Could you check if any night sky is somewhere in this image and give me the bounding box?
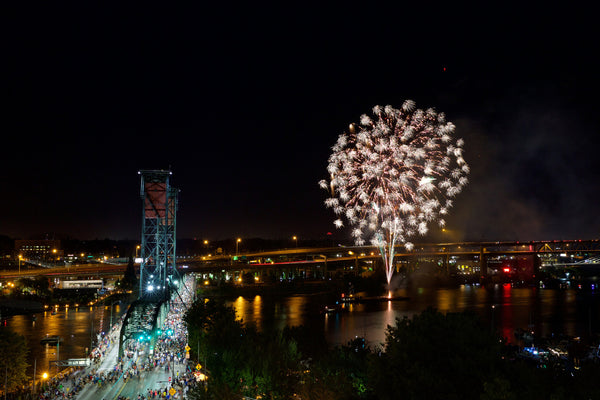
[4,4,599,243]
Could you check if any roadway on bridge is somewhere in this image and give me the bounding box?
[0,263,128,280]
[38,276,197,399]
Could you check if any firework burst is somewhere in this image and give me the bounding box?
[319,100,469,285]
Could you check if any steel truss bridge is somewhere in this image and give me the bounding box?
[118,170,183,359]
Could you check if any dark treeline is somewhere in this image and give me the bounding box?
[184,296,600,400]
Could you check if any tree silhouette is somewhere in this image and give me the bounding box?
[0,327,29,394]
[369,308,502,400]
[121,255,137,291]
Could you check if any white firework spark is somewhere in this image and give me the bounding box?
[321,101,469,286]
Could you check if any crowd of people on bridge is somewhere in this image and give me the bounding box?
[34,276,200,399]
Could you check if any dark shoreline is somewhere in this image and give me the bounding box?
[0,299,45,316]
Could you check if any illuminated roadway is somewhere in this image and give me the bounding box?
[3,239,598,280]
[0,263,128,280]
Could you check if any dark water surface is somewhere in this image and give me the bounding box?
[226,285,600,347]
[4,285,599,378]
[5,304,128,376]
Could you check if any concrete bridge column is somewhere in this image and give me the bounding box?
[533,254,541,281]
[317,255,328,278]
[444,253,450,275]
[479,247,488,281]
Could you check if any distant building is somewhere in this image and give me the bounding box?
[15,239,61,260]
[59,279,103,289]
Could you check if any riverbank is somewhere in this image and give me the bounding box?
[0,298,44,316]
[0,291,136,318]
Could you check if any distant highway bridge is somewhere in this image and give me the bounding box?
[2,239,598,282]
[178,238,600,272]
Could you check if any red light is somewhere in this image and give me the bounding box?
[503,267,511,273]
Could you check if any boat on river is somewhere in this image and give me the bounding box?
[40,335,63,345]
[322,302,346,314]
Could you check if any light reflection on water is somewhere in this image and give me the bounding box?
[227,286,599,348]
[5,304,127,377]
[6,286,597,378]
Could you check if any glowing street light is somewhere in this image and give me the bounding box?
[236,238,242,255]
[41,371,48,391]
[18,254,23,275]
[292,236,298,248]
[135,245,141,258]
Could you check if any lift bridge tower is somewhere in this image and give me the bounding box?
[138,169,179,301]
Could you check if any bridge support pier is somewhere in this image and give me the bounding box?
[479,246,488,282]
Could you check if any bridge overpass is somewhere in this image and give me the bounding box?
[0,262,128,280]
[2,239,598,282]
[177,239,600,276]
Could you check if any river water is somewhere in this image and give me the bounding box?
[4,304,128,377]
[4,285,599,377]
[225,284,600,348]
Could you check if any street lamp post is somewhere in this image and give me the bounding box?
[18,255,22,276]
[41,372,48,394]
[56,338,60,375]
[236,238,241,255]
[90,317,94,353]
[32,358,36,395]
[292,236,298,248]
[136,245,141,258]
